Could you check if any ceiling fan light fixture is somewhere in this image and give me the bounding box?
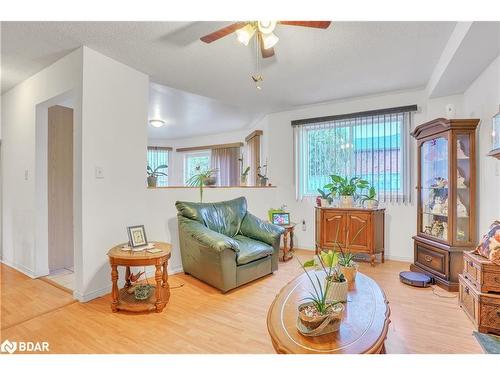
[149,119,165,128]
[262,32,279,49]
[257,21,277,34]
[236,24,256,46]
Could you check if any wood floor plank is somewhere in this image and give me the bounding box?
[0,252,482,353]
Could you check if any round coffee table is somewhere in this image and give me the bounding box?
[267,272,390,354]
[107,242,171,313]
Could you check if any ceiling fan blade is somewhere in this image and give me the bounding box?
[200,22,248,43]
[278,21,331,29]
[259,33,275,58]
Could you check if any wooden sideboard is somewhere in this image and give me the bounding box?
[315,207,385,266]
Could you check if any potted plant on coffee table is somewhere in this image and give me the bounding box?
[297,259,344,335]
[337,250,359,283]
[323,175,369,208]
[147,164,168,187]
[303,250,348,302]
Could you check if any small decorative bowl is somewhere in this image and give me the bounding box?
[134,284,153,300]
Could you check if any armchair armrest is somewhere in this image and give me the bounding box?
[178,215,240,253]
[240,213,285,246]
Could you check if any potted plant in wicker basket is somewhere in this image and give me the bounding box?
[297,259,344,335]
[338,251,358,283]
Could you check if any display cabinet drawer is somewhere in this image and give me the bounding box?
[415,244,447,279]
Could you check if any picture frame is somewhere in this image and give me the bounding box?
[127,225,148,248]
[271,212,290,226]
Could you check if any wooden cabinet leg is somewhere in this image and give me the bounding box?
[282,232,289,261]
[370,254,376,267]
[382,251,385,263]
[111,265,119,312]
[125,266,131,288]
[289,229,294,252]
[155,264,163,312]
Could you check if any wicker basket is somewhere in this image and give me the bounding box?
[297,302,344,335]
[325,280,348,302]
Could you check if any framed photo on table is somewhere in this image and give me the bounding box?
[127,225,148,248]
[272,212,290,226]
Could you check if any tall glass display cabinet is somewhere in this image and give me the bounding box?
[411,118,479,291]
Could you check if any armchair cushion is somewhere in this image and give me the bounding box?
[175,197,247,238]
[233,235,274,265]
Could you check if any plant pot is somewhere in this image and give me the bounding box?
[339,195,354,208]
[320,198,328,207]
[340,264,358,284]
[325,279,348,302]
[259,177,268,187]
[240,175,248,186]
[363,199,379,209]
[204,176,216,186]
[297,302,344,332]
[147,176,157,188]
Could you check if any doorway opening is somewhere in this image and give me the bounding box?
[45,105,74,291]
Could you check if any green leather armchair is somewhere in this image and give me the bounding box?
[176,197,285,292]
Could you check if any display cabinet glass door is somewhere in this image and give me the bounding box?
[455,133,472,243]
[419,136,449,241]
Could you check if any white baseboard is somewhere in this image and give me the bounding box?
[1,259,37,278]
[74,266,185,302]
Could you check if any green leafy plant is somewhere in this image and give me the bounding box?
[338,251,356,267]
[186,167,218,202]
[147,164,168,178]
[298,258,339,315]
[303,250,346,283]
[317,189,333,204]
[323,175,369,197]
[360,186,377,203]
[242,166,250,177]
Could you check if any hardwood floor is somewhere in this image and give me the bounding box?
[0,252,482,354]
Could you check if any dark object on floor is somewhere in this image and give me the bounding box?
[473,331,500,354]
[399,271,432,287]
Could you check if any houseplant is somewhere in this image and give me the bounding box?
[241,166,250,186]
[323,175,369,208]
[146,164,168,187]
[186,167,218,202]
[338,251,359,283]
[297,258,344,334]
[360,185,379,209]
[303,250,348,302]
[317,188,332,207]
[257,161,268,187]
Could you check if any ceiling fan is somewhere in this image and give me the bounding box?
[200,21,331,58]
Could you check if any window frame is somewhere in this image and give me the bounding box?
[183,150,211,185]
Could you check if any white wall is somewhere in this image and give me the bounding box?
[1,48,83,277]
[463,56,500,231]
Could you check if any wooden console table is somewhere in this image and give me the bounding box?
[107,242,171,313]
[315,207,385,266]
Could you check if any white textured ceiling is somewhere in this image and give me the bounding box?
[1,21,456,138]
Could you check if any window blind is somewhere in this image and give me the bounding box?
[293,106,416,203]
[147,146,170,187]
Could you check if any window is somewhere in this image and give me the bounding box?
[293,107,415,203]
[147,146,170,187]
[184,151,211,184]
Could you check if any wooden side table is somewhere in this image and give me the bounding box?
[280,224,296,262]
[107,242,172,313]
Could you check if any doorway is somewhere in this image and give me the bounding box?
[46,105,74,291]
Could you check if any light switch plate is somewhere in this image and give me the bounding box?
[95,166,104,179]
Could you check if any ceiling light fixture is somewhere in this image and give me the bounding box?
[257,21,277,34]
[149,119,165,128]
[236,24,256,46]
[262,32,279,49]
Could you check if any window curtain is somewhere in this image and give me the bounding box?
[211,147,241,186]
[293,110,412,203]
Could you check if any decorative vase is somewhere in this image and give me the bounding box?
[297,302,344,335]
[339,195,354,208]
[325,279,348,302]
[320,198,328,207]
[363,199,379,209]
[340,264,358,283]
[147,176,157,188]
